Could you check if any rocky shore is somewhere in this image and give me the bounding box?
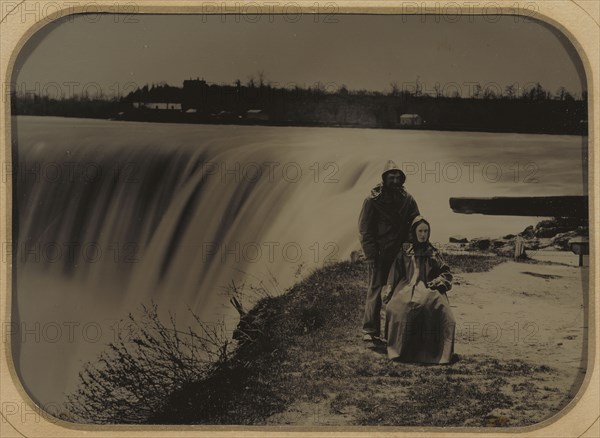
[449,217,588,257]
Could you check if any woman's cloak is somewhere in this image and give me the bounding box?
[384,243,456,364]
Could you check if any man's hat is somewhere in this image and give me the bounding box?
[382,160,406,184]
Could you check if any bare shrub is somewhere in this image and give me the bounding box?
[63,302,230,424]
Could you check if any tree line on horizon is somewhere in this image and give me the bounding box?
[10,76,587,134]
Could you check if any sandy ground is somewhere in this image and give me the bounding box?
[528,247,587,267]
[452,259,587,399]
[265,256,588,427]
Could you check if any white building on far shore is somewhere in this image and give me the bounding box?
[399,113,423,126]
[133,102,182,110]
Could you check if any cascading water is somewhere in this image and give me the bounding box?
[12,116,584,407]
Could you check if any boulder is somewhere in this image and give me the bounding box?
[518,225,535,239]
[534,217,587,238]
[524,239,541,250]
[551,231,579,251]
[534,227,556,238]
[492,239,509,248]
[535,218,558,229]
[535,217,585,229]
[449,235,468,244]
[469,237,491,251]
[534,226,574,238]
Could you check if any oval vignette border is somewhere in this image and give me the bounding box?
[0,1,598,437]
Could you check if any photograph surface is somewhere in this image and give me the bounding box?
[8,11,589,427]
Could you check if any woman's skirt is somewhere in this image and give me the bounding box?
[385,282,456,364]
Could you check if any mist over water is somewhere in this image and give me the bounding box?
[12,116,585,406]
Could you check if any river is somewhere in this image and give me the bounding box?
[10,116,586,407]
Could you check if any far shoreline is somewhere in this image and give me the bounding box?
[11,113,588,137]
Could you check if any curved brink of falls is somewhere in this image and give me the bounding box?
[12,117,585,407]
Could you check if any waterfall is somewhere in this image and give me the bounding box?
[11,116,583,407]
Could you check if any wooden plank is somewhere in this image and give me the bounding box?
[449,196,588,218]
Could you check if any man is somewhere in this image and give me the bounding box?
[358,160,420,343]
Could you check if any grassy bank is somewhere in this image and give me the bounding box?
[145,254,568,426]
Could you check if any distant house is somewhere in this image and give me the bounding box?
[133,102,182,110]
[399,113,423,127]
[247,109,269,121]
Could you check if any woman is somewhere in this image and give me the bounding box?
[382,216,456,364]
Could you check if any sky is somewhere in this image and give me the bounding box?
[12,14,586,99]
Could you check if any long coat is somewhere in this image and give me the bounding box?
[383,243,456,364]
[358,184,420,260]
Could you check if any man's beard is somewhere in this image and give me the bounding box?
[384,183,403,198]
[384,184,402,194]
